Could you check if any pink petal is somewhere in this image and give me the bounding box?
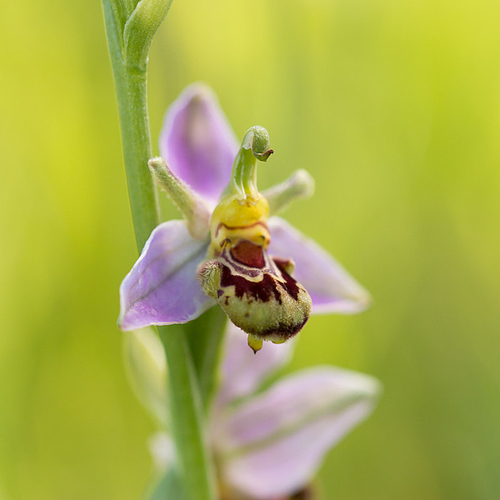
[268,217,371,314]
[159,84,239,208]
[214,367,381,499]
[215,323,294,408]
[119,220,214,330]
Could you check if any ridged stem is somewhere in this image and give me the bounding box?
[102,3,216,499]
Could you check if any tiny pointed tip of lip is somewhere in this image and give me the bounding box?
[250,344,261,354]
[247,334,263,353]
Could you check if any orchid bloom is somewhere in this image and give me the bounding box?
[119,84,370,351]
[126,325,381,500]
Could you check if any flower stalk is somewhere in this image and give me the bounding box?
[102,2,217,500]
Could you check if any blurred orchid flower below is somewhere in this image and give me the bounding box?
[126,325,381,500]
[118,84,371,351]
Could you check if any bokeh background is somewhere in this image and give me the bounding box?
[1,0,500,498]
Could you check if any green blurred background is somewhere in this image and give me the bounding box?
[1,0,500,498]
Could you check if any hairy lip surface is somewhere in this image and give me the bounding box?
[220,265,281,304]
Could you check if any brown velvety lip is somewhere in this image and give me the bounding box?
[230,240,265,268]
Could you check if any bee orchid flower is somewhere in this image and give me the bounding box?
[127,325,381,500]
[119,84,370,351]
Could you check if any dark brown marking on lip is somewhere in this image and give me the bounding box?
[230,240,265,268]
[258,316,309,341]
[220,265,282,304]
[273,258,301,301]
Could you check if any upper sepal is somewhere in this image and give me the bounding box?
[159,84,239,208]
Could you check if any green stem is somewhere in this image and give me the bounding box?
[102,0,160,250]
[159,327,217,500]
[102,3,216,500]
